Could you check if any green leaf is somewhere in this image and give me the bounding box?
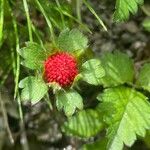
[57,28,88,53]
[97,86,150,150]
[56,89,83,116]
[81,59,105,85]
[142,18,150,32]
[113,0,144,22]
[83,138,107,150]
[62,109,104,138]
[19,76,48,105]
[136,63,150,92]
[18,42,46,69]
[100,51,134,87]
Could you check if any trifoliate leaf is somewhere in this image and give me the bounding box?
[81,59,105,85]
[142,18,150,32]
[18,42,46,69]
[83,138,107,150]
[136,63,150,92]
[100,51,134,87]
[113,0,144,22]
[97,86,150,150]
[19,76,48,105]
[62,109,104,138]
[56,89,83,116]
[57,28,88,53]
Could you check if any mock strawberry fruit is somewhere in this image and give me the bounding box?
[44,52,78,87]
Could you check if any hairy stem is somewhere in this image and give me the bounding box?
[22,0,33,41]
[0,0,4,47]
[55,0,66,28]
[35,0,55,44]
[83,0,107,31]
[76,0,82,22]
[7,1,29,149]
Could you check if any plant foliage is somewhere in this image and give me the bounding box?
[114,0,144,22]
[100,51,134,87]
[56,89,83,116]
[57,28,88,52]
[97,86,150,150]
[0,0,149,149]
[19,76,48,105]
[136,63,150,92]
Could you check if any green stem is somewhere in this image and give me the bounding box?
[141,6,150,17]
[22,0,33,41]
[0,0,4,47]
[11,47,16,76]
[17,94,29,150]
[0,67,11,86]
[35,0,55,45]
[55,0,65,28]
[7,1,29,150]
[45,93,53,111]
[83,0,107,31]
[7,0,20,99]
[76,0,82,22]
[31,24,44,48]
[60,9,92,33]
[13,21,20,99]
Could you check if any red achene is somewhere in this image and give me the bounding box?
[44,52,78,87]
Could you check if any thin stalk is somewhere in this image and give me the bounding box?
[49,17,61,30]
[13,20,20,99]
[83,0,107,31]
[17,94,29,150]
[11,47,17,76]
[7,0,20,99]
[35,0,55,44]
[22,0,33,41]
[141,6,150,17]
[31,24,44,48]
[0,92,14,144]
[76,0,82,22]
[45,93,53,110]
[55,0,65,28]
[60,9,92,33]
[0,67,11,86]
[7,1,29,149]
[0,0,4,47]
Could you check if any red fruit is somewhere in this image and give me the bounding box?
[44,52,78,87]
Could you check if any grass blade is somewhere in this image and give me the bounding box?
[22,0,33,41]
[83,0,107,31]
[0,0,4,47]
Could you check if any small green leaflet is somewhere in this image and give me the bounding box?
[97,86,150,150]
[100,51,134,87]
[18,42,46,70]
[62,109,104,138]
[81,59,105,85]
[57,28,88,53]
[136,63,150,92]
[142,18,150,32]
[56,89,83,116]
[113,0,144,22]
[19,76,48,105]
